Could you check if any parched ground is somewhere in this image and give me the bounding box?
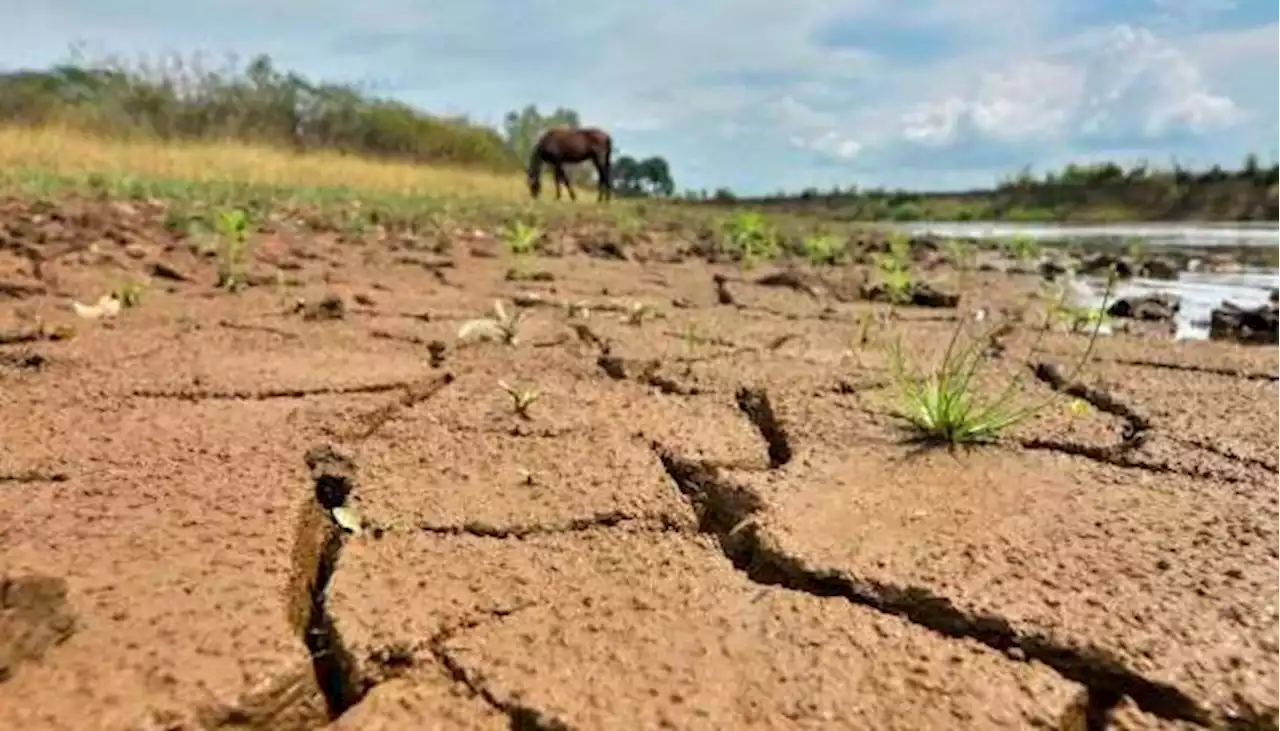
[1,198,1277,731]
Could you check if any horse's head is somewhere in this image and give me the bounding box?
[527,169,542,199]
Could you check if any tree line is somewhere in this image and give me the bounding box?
[704,156,1280,205]
[686,155,1279,222]
[0,50,679,196]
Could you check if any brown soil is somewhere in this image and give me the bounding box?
[1,198,1276,730]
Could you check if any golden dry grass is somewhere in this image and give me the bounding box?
[0,125,528,200]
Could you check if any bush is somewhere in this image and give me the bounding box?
[887,201,923,221]
[0,51,519,172]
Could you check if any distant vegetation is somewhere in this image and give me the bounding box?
[0,51,677,197]
[684,157,1280,222]
[0,52,521,172]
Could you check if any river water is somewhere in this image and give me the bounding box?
[895,221,1279,340]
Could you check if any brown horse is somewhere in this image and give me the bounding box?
[527,126,613,202]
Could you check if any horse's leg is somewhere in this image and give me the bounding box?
[592,152,611,202]
[557,164,576,201]
[552,164,563,200]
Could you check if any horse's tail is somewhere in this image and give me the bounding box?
[596,130,613,198]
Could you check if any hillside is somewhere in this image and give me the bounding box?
[0,54,520,173]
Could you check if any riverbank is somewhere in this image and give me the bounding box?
[695,172,1280,223]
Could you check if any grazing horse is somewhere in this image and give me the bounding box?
[526,126,613,202]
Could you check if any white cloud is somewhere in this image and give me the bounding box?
[778,22,1255,178]
[1182,22,1280,145]
[790,132,863,160]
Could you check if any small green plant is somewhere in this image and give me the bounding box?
[799,233,844,266]
[1124,236,1144,261]
[887,268,1119,446]
[888,334,1027,445]
[341,208,374,239]
[674,324,704,359]
[854,310,880,347]
[722,211,780,268]
[457,300,525,345]
[873,233,914,303]
[1055,304,1111,334]
[1041,281,1111,334]
[113,280,147,308]
[213,207,250,291]
[943,239,976,270]
[502,221,542,257]
[880,268,912,301]
[498,380,541,420]
[842,309,883,365]
[1002,233,1040,261]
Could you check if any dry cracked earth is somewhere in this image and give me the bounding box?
[1,199,1277,731]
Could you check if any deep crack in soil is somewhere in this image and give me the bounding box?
[340,372,455,442]
[217,319,302,340]
[651,446,1215,730]
[0,350,48,371]
[416,510,688,539]
[1032,361,1152,449]
[286,444,368,722]
[595,353,700,395]
[1016,437,1264,484]
[1170,434,1279,473]
[0,326,74,346]
[1099,356,1279,383]
[0,471,69,484]
[734,385,794,468]
[132,382,415,401]
[1029,358,1277,477]
[712,272,737,306]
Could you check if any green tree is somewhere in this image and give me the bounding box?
[712,187,737,202]
[612,155,643,195]
[639,156,674,196]
[502,104,580,159]
[1242,153,1260,180]
[610,154,675,197]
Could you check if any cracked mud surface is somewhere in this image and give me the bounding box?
[1,200,1277,730]
[332,531,1080,730]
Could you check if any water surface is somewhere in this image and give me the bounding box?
[895,221,1279,250]
[895,221,1279,341]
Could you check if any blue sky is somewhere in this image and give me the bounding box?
[6,0,1278,194]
